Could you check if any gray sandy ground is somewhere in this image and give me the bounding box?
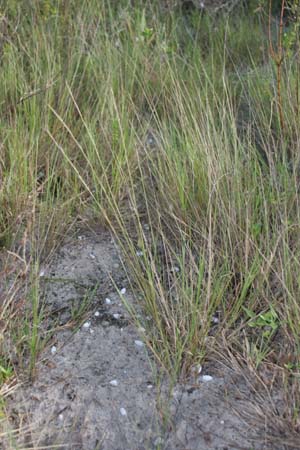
[4,230,275,450]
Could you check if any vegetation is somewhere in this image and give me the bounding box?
[1,0,300,446]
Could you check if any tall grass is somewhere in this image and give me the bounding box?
[1,0,300,444]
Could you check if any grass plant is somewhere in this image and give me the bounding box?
[1,0,300,447]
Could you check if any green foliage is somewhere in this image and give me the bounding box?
[1,1,300,441]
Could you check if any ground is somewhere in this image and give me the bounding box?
[3,229,279,450]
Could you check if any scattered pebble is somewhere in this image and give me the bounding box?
[191,364,202,374]
[39,269,45,277]
[220,420,225,425]
[109,380,118,386]
[58,414,64,421]
[134,340,144,348]
[147,384,153,389]
[173,266,180,273]
[105,298,112,305]
[136,250,143,257]
[120,287,126,295]
[51,346,57,355]
[154,437,163,446]
[200,375,213,382]
[212,316,219,324]
[113,313,121,320]
[90,329,95,334]
[82,321,91,329]
[90,253,95,260]
[120,407,127,416]
[94,311,100,317]
[144,223,150,230]
[138,327,146,333]
[78,235,83,240]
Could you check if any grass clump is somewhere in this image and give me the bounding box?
[1,0,300,446]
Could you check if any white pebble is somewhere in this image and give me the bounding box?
[109,380,118,386]
[220,420,224,425]
[58,414,64,421]
[212,316,219,324]
[134,340,144,347]
[90,253,95,260]
[51,346,57,355]
[200,375,213,382]
[120,287,126,295]
[105,298,112,305]
[173,266,180,272]
[147,384,153,389]
[94,311,100,317]
[113,313,121,320]
[90,329,94,334]
[78,235,83,240]
[192,364,202,374]
[39,269,45,277]
[120,407,127,416]
[83,321,91,329]
[138,327,146,333]
[136,250,143,257]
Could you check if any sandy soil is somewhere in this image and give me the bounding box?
[3,229,278,450]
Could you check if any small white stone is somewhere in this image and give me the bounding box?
[83,321,91,329]
[192,364,202,374]
[105,298,112,305]
[173,266,180,273]
[220,420,224,425]
[109,380,118,386]
[212,316,219,324]
[120,407,127,416]
[136,250,143,257]
[51,346,57,355]
[134,340,144,347]
[147,384,153,389]
[90,253,95,260]
[138,327,146,333]
[94,311,100,317]
[90,329,94,334]
[200,375,213,382]
[144,224,150,230]
[113,313,121,320]
[39,269,45,277]
[120,287,126,295]
[78,235,83,240]
[58,414,64,421]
